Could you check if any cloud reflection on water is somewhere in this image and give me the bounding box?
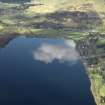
[33,40,79,64]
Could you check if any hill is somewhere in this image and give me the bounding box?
[0,0,105,36]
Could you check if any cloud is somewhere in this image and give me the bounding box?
[64,39,76,48]
[33,40,79,64]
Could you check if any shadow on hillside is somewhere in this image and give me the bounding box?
[29,10,103,31]
[0,3,103,31]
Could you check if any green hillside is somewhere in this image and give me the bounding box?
[0,0,105,36]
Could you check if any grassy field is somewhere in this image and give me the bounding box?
[27,0,105,13]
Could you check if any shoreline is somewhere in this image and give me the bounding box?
[90,77,100,105]
[81,61,98,105]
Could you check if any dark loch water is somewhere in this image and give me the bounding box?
[0,36,96,105]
